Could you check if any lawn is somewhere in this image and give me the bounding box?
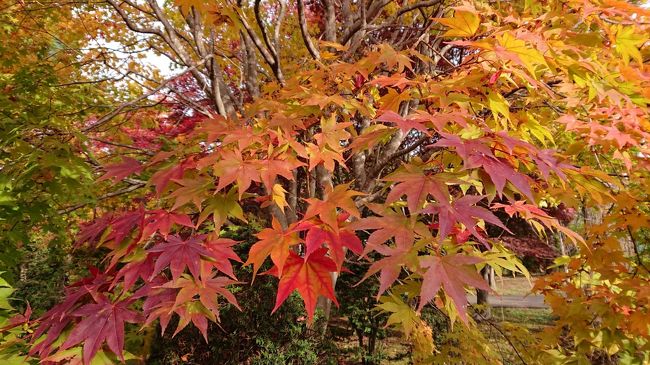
[330,277,553,364]
[493,276,536,296]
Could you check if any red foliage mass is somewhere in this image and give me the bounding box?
[500,236,558,259]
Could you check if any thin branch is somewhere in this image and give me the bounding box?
[83,54,214,132]
[474,312,529,365]
[627,225,650,275]
[234,6,276,66]
[368,134,429,179]
[393,0,442,19]
[89,138,155,155]
[254,0,278,58]
[339,0,391,45]
[233,4,284,84]
[105,0,163,36]
[57,182,146,215]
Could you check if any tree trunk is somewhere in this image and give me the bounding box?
[557,232,569,273]
[366,324,378,365]
[476,266,492,318]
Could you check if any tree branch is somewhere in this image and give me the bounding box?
[106,0,163,36]
[58,182,146,215]
[627,225,650,275]
[321,0,337,42]
[368,134,429,180]
[83,55,214,132]
[297,0,320,60]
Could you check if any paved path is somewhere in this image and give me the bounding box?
[467,294,548,308]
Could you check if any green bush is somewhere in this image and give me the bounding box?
[0,274,35,364]
[146,225,337,364]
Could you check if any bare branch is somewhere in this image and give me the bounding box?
[297,0,320,60]
[368,134,429,181]
[58,182,146,215]
[628,226,650,275]
[106,0,163,36]
[273,0,287,51]
[233,5,285,84]
[83,55,214,132]
[254,0,278,58]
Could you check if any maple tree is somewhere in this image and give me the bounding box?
[0,1,104,278]
[1,0,649,363]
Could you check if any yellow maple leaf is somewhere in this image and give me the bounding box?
[379,88,410,113]
[614,25,646,65]
[495,33,548,75]
[271,183,288,210]
[433,9,480,38]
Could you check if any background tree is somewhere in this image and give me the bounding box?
[0,0,648,364]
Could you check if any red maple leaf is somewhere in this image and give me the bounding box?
[148,235,214,281]
[213,150,261,198]
[159,273,240,340]
[168,176,213,210]
[113,254,156,292]
[604,125,637,148]
[303,183,363,231]
[418,254,490,324]
[256,158,299,191]
[98,157,143,182]
[435,134,534,200]
[166,273,240,314]
[149,158,195,196]
[102,209,147,269]
[384,166,449,213]
[305,142,347,172]
[29,268,113,359]
[302,222,362,269]
[347,207,427,254]
[3,303,31,331]
[409,110,469,131]
[104,207,145,249]
[271,248,338,322]
[136,278,176,332]
[493,201,584,245]
[204,237,242,279]
[423,195,509,242]
[245,218,301,277]
[142,210,194,238]
[376,111,430,134]
[360,243,419,297]
[371,73,417,91]
[75,213,113,248]
[59,296,141,365]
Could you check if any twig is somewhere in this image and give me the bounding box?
[89,138,155,155]
[57,182,146,214]
[474,312,529,365]
[368,134,430,179]
[627,225,650,275]
[82,54,214,132]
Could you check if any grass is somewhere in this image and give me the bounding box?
[481,308,554,364]
[329,319,411,365]
[330,279,553,364]
[494,308,554,328]
[493,276,536,296]
[331,308,554,364]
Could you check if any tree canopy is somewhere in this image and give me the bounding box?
[1,0,649,364]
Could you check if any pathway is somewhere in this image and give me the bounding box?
[467,294,548,308]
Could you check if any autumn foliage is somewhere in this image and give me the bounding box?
[1,0,650,364]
